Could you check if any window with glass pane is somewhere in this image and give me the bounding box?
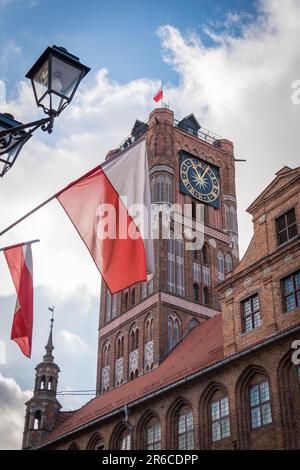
[297,366,300,385]
[211,397,230,442]
[241,294,261,333]
[118,431,131,450]
[146,423,161,450]
[178,410,194,450]
[281,270,300,313]
[276,208,297,245]
[249,381,272,429]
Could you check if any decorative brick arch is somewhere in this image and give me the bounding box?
[235,364,271,449]
[109,422,132,450]
[136,409,161,449]
[86,431,105,450]
[166,396,194,450]
[68,442,80,450]
[199,381,229,449]
[277,350,299,449]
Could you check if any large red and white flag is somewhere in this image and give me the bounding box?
[57,139,154,294]
[4,244,33,357]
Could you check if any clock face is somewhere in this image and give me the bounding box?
[179,154,220,207]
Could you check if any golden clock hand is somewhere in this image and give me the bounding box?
[191,161,202,180]
[201,165,210,181]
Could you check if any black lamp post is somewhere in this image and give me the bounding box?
[0,45,90,177]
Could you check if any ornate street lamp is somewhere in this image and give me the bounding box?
[0,45,90,177]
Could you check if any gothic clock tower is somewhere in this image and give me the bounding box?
[96,107,239,395]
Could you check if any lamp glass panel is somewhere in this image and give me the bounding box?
[51,56,82,99]
[33,60,49,102]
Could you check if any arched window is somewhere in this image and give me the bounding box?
[141,282,147,300]
[33,410,41,430]
[105,288,111,323]
[225,253,233,273]
[168,314,181,351]
[188,318,199,331]
[40,375,46,390]
[102,341,110,367]
[168,233,176,293]
[202,287,209,305]
[131,288,135,306]
[148,278,154,295]
[111,294,117,319]
[202,244,209,264]
[151,174,173,204]
[123,291,129,311]
[193,249,200,262]
[116,334,124,359]
[217,250,225,282]
[145,316,154,343]
[210,395,230,442]
[129,325,139,352]
[68,442,80,450]
[193,283,199,302]
[118,428,131,450]
[230,206,237,233]
[47,376,53,391]
[176,238,185,296]
[249,380,272,429]
[177,406,194,450]
[145,418,161,450]
[87,433,105,450]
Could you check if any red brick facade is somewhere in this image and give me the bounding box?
[22,108,300,450]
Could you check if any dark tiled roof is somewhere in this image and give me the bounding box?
[41,315,223,445]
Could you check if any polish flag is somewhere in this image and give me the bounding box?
[57,139,154,294]
[153,87,163,103]
[4,244,33,358]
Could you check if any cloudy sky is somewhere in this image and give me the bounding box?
[0,0,300,449]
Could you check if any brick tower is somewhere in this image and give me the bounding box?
[96,107,239,395]
[22,316,61,449]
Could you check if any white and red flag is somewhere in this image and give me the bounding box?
[57,139,154,293]
[153,85,163,103]
[4,243,34,358]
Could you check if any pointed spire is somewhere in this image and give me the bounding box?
[43,307,55,362]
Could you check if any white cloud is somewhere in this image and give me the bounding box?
[0,373,31,450]
[59,329,89,354]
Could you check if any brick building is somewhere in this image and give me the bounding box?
[22,108,300,450]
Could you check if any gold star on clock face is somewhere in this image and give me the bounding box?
[180,157,220,204]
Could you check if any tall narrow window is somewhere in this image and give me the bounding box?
[225,253,233,273]
[241,294,261,333]
[276,208,297,245]
[111,294,117,319]
[118,429,131,450]
[148,278,154,295]
[202,244,209,264]
[168,314,180,351]
[281,270,300,312]
[168,235,176,293]
[131,288,135,306]
[33,410,42,430]
[249,381,272,429]
[177,408,194,450]
[176,238,185,296]
[211,396,230,442]
[217,250,225,282]
[105,288,111,323]
[193,262,201,283]
[202,287,209,305]
[141,282,147,300]
[193,283,199,302]
[146,421,161,450]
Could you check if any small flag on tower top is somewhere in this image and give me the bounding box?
[153,84,163,103]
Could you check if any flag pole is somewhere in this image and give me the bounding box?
[161,80,164,108]
[0,239,40,252]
